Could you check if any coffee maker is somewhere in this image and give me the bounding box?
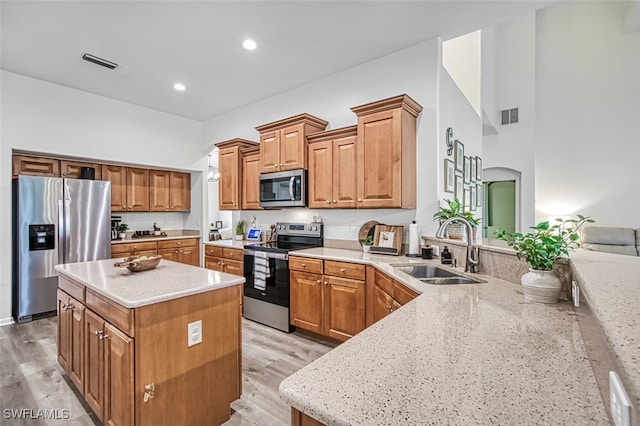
[111,216,122,241]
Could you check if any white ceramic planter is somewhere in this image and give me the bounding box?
[362,245,371,253]
[521,269,562,303]
[234,234,243,241]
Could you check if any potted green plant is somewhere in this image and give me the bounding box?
[496,215,594,303]
[362,235,374,253]
[235,220,246,241]
[116,223,129,240]
[433,198,481,240]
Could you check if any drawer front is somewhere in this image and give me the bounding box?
[86,289,134,338]
[112,241,157,255]
[58,274,85,303]
[222,248,243,261]
[157,238,198,250]
[223,259,244,276]
[324,260,365,281]
[373,269,394,296]
[393,282,419,306]
[289,256,323,274]
[204,245,223,257]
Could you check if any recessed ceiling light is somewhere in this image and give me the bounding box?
[174,83,186,91]
[242,39,257,50]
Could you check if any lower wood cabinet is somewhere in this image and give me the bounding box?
[204,245,244,276]
[112,238,200,267]
[371,269,418,323]
[57,290,85,392]
[290,258,366,342]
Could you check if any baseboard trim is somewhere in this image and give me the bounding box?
[0,317,15,327]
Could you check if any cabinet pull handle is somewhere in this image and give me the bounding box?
[66,303,74,311]
[99,333,109,340]
[144,383,155,403]
[61,303,67,310]
[94,330,103,337]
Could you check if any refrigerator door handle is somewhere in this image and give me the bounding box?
[58,200,65,265]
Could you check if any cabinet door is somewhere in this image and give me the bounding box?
[324,276,365,342]
[57,290,71,373]
[290,271,323,334]
[308,140,333,208]
[102,165,127,212]
[223,259,243,276]
[280,124,305,170]
[13,155,60,177]
[356,109,402,208]
[149,170,170,212]
[84,309,105,422]
[60,160,102,180]
[260,131,280,173]
[333,135,358,208]
[103,323,134,426]
[126,168,149,211]
[157,248,179,263]
[169,172,191,211]
[179,246,200,267]
[373,286,395,324]
[69,299,85,392]
[205,256,223,271]
[218,147,241,210]
[241,153,262,210]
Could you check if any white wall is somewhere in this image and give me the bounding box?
[443,31,482,116]
[481,12,537,232]
[535,2,640,227]
[0,71,205,324]
[204,39,442,240]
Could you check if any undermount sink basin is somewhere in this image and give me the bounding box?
[393,265,485,285]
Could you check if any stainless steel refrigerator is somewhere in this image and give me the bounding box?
[12,175,111,323]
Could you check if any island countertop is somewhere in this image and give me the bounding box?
[280,248,609,425]
[55,258,244,308]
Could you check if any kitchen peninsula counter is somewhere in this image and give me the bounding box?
[280,248,609,425]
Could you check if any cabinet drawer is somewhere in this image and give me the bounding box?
[373,269,394,296]
[58,275,85,303]
[393,282,419,305]
[289,256,323,274]
[222,248,243,261]
[157,238,198,249]
[324,260,365,280]
[223,259,244,276]
[204,245,223,257]
[86,289,134,338]
[112,241,157,255]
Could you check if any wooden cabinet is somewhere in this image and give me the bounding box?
[204,245,243,275]
[256,114,328,173]
[370,269,418,324]
[290,258,365,342]
[350,94,422,208]
[241,147,262,210]
[13,155,60,177]
[102,165,149,212]
[60,160,102,179]
[157,238,199,267]
[307,126,358,209]
[57,289,85,392]
[103,322,134,426]
[216,139,259,210]
[149,170,191,212]
[111,241,158,259]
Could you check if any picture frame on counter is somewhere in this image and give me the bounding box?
[444,159,455,193]
[454,140,464,171]
[464,156,471,184]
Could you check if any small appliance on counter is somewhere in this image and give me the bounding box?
[111,215,122,240]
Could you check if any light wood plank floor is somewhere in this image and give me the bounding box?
[0,317,332,426]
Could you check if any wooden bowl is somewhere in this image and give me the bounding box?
[114,255,162,272]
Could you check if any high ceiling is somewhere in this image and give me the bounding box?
[1,1,558,121]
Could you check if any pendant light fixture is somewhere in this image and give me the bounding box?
[207,154,219,182]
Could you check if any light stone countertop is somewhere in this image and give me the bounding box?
[280,247,609,425]
[55,258,244,308]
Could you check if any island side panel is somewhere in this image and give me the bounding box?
[134,284,242,426]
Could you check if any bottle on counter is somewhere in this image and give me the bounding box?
[441,246,453,265]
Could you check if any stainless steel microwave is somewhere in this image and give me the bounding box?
[259,169,306,208]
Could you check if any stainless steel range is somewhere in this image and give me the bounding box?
[243,222,323,333]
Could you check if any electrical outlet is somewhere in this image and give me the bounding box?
[187,320,202,347]
[432,245,440,256]
[572,281,580,307]
[609,371,631,426]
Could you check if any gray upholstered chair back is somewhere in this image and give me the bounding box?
[580,226,638,256]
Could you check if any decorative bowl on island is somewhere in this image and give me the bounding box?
[114,255,162,272]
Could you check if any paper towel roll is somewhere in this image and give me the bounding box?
[408,223,420,255]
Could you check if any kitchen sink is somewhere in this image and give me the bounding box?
[393,265,485,285]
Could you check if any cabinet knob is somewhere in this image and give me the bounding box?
[166,207,169,210]
[122,205,126,209]
[301,263,306,267]
[316,280,321,284]
[340,268,346,273]
[358,199,362,202]
[324,281,329,286]
[333,200,337,203]
[62,173,67,176]
[61,303,67,310]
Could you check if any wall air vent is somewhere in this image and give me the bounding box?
[82,53,118,70]
[501,107,519,125]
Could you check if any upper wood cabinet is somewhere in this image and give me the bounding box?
[102,165,149,212]
[60,160,102,179]
[307,126,358,209]
[241,146,262,210]
[216,138,259,210]
[13,155,60,177]
[351,94,422,208]
[255,114,328,173]
[149,170,191,212]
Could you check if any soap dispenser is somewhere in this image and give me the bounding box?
[441,246,453,265]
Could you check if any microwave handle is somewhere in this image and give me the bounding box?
[289,176,295,200]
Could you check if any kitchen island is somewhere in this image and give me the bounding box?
[279,248,609,425]
[55,258,244,426]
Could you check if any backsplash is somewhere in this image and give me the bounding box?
[117,212,188,233]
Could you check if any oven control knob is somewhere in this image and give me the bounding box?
[312,226,317,231]
[307,226,312,231]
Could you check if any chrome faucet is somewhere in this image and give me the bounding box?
[435,217,479,273]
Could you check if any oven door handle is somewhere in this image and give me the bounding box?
[244,249,289,261]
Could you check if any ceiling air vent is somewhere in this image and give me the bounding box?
[82,53,118,70]
[501,107,519,125]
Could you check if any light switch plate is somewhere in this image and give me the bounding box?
[188,320,202,347]
[609,371,631,426]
